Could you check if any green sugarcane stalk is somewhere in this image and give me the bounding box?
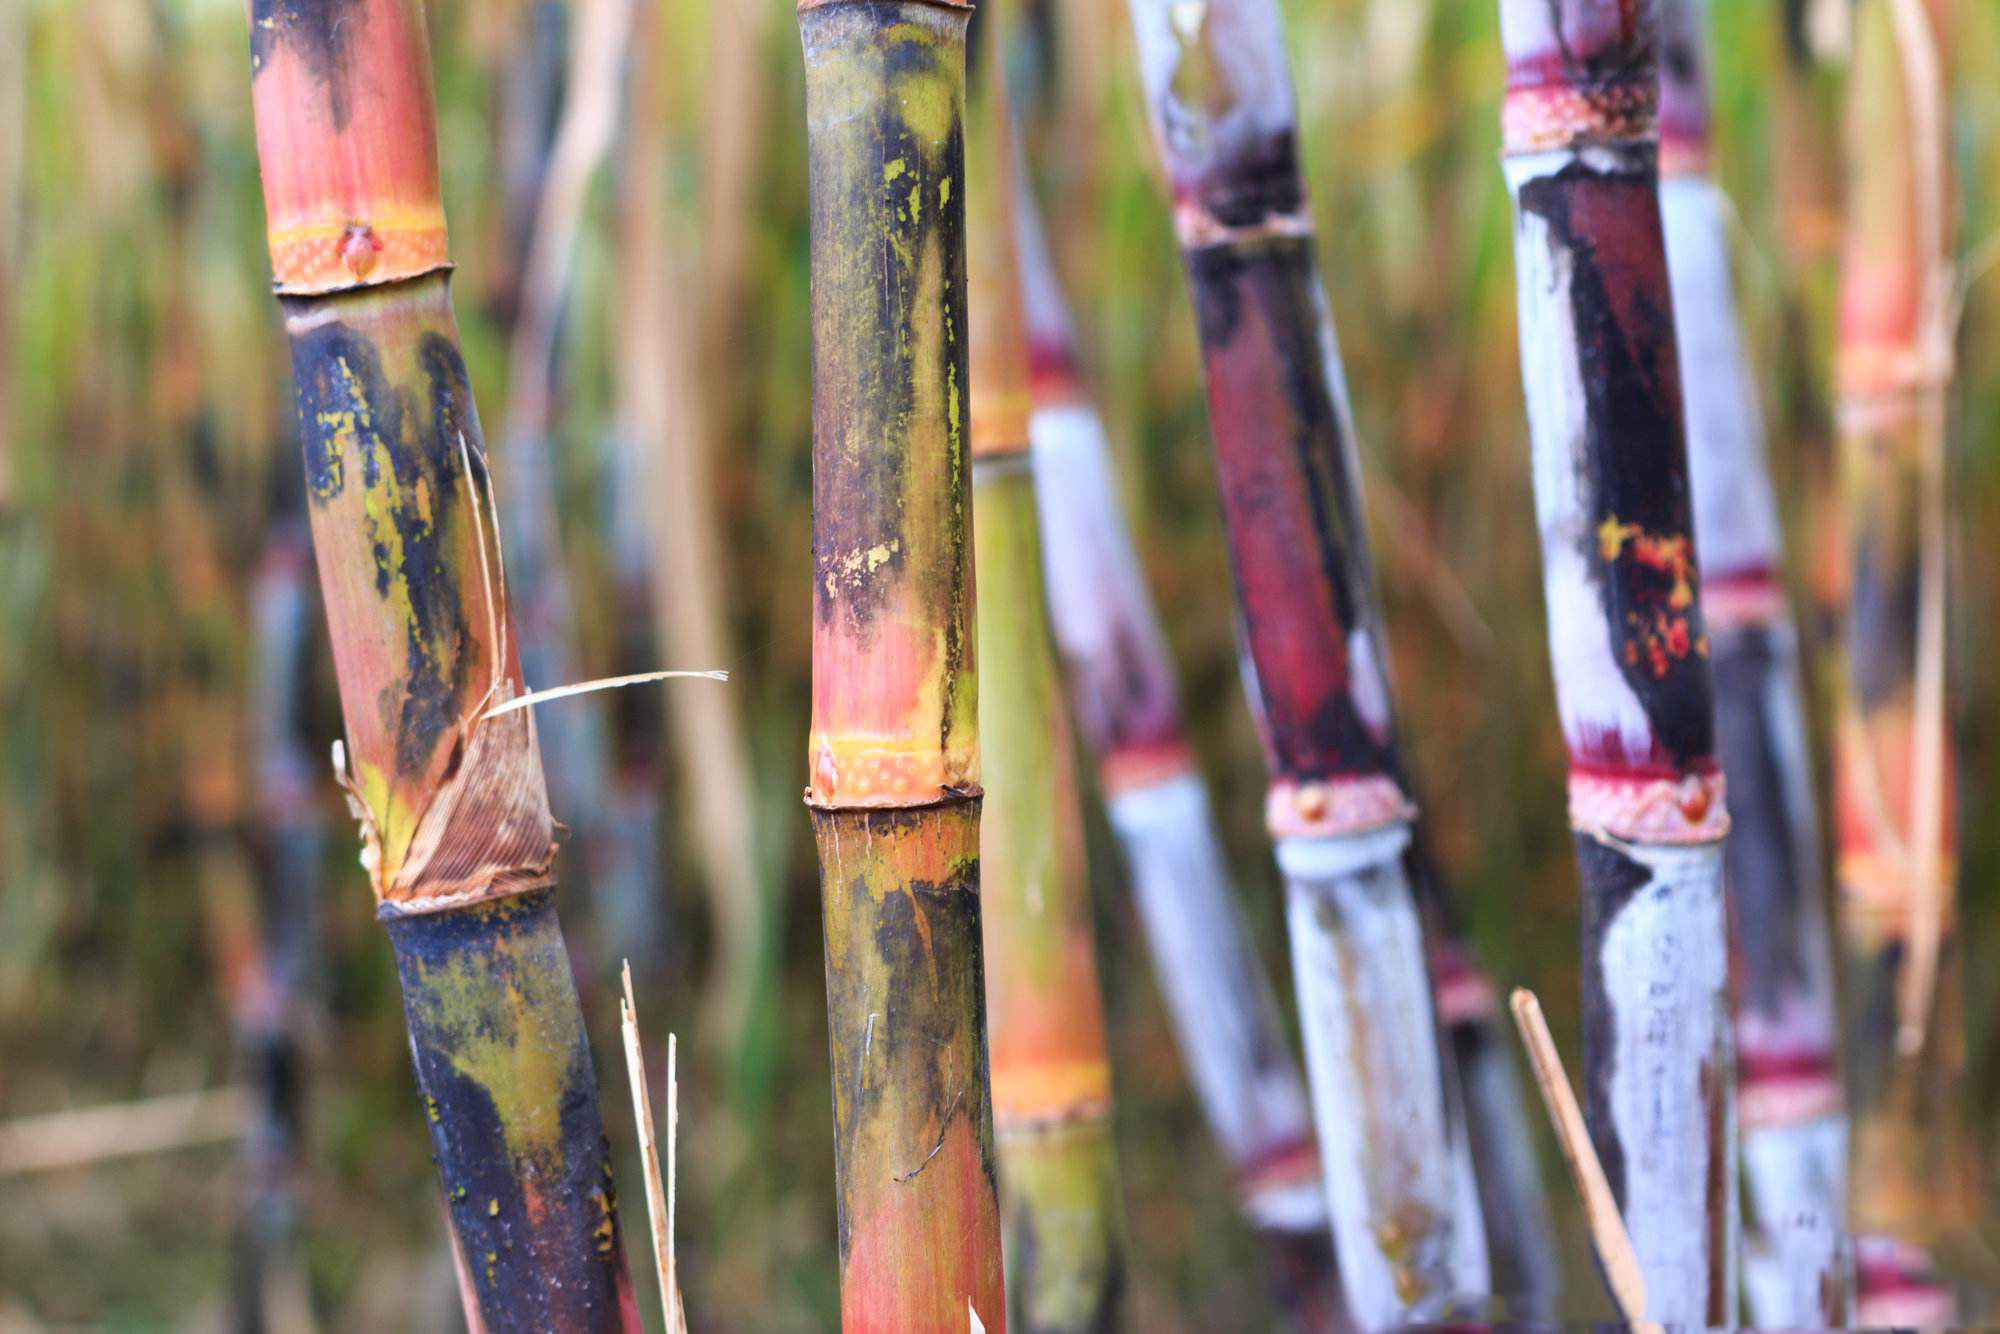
[797,1,1008,1326]
[968,25,1126,1328]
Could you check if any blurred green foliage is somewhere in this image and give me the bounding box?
[1,0,1997,1327]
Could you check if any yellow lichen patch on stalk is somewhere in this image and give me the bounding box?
[407,923,585,1169]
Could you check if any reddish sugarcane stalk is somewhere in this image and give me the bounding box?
[243,3,637,1326]
[1657,0,1852,1322]
[1125,1,1485,1325]
[1496,4,1737,1324]
[1014,153,1344,1331]
[969,49,1125,1332]
[1832,1,1970,1323]
[796,2,1006,1327]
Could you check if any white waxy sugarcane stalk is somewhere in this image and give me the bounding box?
[1657,1,1851,1322]
[1495,1,1739,1325]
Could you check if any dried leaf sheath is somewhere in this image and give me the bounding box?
[1125,0,1477,1325]
[968,59,1124,1327]
[1657,1,1849,1323]
[245,2,636,1326]
[1496,3,1737,1326]
[1832,3,1970,1318]
[1016,161,1338,1320]
[797,2,1006,1328]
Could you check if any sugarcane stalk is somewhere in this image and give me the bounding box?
[968,45,1125,1332]
[1014,148,1343,1331]
[1495,4,1738,1325]
[1125,1,1485,1325]
[796,2,1006,1327]
[1656,1,1852,1322]
[142,44,318,1319]
[235,490,326,1330]
[243,3,637,1325]
[1832,1,1969,1322]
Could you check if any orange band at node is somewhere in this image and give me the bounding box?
[990,1060,1114,1131]
[807,735,980,809]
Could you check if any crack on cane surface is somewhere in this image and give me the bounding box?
[895,1086,963,1183]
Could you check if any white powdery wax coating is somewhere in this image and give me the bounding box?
[1030,403,1174,702]
[1663,174,1785,583]
[1505,147,1667,767]
[1106,774,1316,1207]
[1282,822,1462,1330]
[1592,836,1738,1328]
[1125,0,1295,186]
[1742,1114,1850,1327]
[1499,0,1659,71]
[1445,1090,1494,1301]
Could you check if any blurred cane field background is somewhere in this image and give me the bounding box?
[2,0,2000,1327]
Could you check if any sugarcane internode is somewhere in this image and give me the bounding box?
[798,1,1008,1329]
[1127,0,1494,1325]
[1016,138,1342,1323]
[246,2,637,1328]
[1497,2,1738,1326]
[967,39,1126,1331]
[1657,0,1851,1323]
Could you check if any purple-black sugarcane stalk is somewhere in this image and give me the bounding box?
[1495,3,1737,1325]
[236,487,324,1323]
[1015,137,1346,1333]
[1657,0,1852,1322]
[1125,0,1488,1324]
[243,2,639,1326]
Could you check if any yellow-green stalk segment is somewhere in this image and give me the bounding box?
[244,2,637,1326]
[1124,0,1491,1324]
[974,466,1124,1331]
[797,1,1007,1327]
[1832,1,1970,1321]
[968,32,1125,1328]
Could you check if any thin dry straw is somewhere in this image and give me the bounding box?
[1883,0,1950,1060]
[1508,988,1653,1329]
[621,961,689,1333]
[0,1087,252,1175]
